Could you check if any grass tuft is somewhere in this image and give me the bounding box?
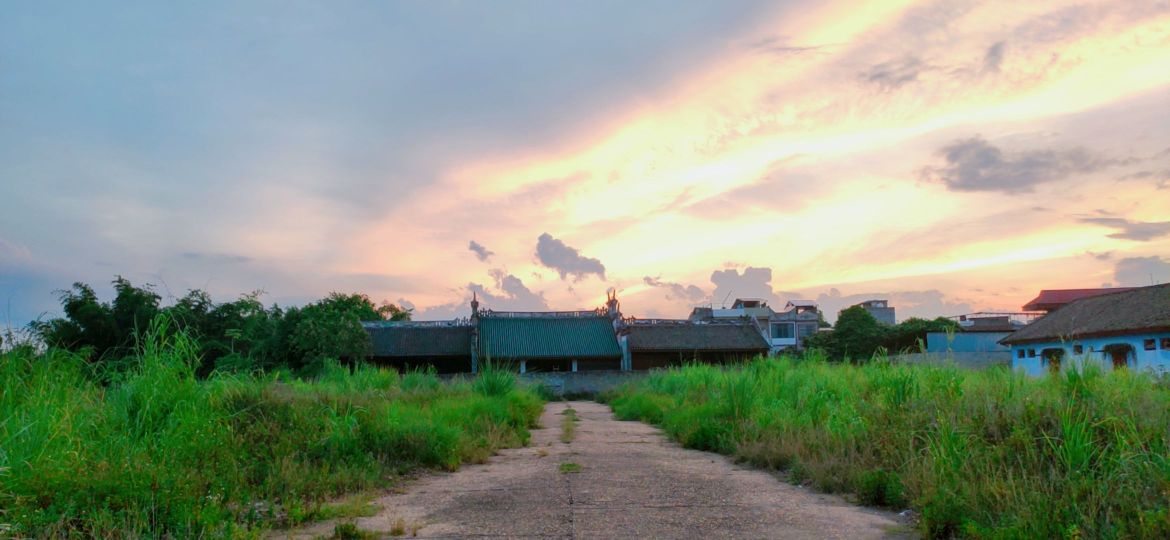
[473,358,516,397]
[333,522,379,539]
[560,407,579,443]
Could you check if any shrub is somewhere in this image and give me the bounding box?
[473,359,515,397]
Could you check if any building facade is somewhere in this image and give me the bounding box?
[689,298,821,353]
[854,299,896,325]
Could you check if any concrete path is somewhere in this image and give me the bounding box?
[280,401,908,539]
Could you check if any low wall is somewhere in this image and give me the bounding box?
[520,370,647,398]
[891,351,1011,370]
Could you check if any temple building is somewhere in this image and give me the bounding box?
[365,291,766,372]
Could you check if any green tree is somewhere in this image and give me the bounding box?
[34,278,412,375]
[883,317,960,353]
[806,306,887,362]
[110,276,161,339]
[166,289,282,374]
[279,293,411,373]
[34,277,160,362]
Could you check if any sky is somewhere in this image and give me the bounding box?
[2,0,1169,327]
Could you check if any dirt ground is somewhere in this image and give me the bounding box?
[276,401,911,539]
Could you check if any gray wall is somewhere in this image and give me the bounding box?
[521,370,647,397]
[893,351,1012,370]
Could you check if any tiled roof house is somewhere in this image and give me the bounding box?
[1002,284,1170,375]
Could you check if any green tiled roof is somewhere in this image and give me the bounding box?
[479,316,622,360]
[627,322,769,352]
[366,325,472,358]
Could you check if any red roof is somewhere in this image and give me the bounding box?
[1022,288,1138,312]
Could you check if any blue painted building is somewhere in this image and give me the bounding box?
[1001,284,1170,376]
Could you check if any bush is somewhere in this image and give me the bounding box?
[473,359,516,397]
[855,469,906,508]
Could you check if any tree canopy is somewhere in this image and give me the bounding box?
[804,307,960,362]
[33,277,412,375]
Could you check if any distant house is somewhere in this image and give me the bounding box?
[955,314,1029,332]
[916,314,1023,369]
[925,317,1012,356]
[625,320,769,370]
[854,299,895,325]
[771,300,821,350]
[1001,284,1170,375]
[1022,288,1138,313]
[689,298,820,352]
[924,313,1034,355]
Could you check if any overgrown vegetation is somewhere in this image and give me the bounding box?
[0,318,542,537]
[607,356,1170,539]
[560,407,579,443]
[28,276,411,375]
[804,305,959,361]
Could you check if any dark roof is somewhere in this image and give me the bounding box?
[367,325,472,357]
[1022,288,1138,311]
[1002,284,1170,345]
[627,322,770,352]
[479,315,621,360]
[960,316,1021,333]
[961,322,1020,333]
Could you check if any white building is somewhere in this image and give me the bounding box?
[689,298,821,353]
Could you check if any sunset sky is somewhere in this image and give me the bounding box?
[2,1,1169,326]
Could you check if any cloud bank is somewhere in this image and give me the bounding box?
[643,276,706,303]
[710,267,781,306]
[1080,218,1170,241]
[921,137,1106,193]
[1114,257,1170,287]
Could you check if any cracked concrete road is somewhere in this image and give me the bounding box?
[279,401,908,539]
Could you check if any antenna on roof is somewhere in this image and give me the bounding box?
[721,291,734,309]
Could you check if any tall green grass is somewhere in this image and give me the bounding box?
[0,320,542,537]
[606,356,1170,539]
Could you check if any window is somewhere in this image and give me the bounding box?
[1028,349,1037,358]
[1017,349,1026,359]
[770,323,795,339]
[1162,338,1170,349]
[1073,344,1083,355]
[797,323,817,338]
[1145,339,1157,351]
